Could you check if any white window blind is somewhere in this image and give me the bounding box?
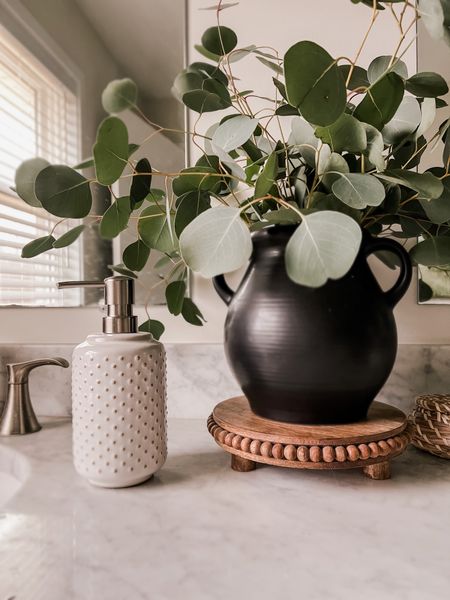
[0,23,82,306]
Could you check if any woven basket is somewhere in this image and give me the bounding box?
[409,395,450,459]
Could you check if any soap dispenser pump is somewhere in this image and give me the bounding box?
[58,276,167,488]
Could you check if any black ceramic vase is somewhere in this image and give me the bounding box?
[213,226,412,425]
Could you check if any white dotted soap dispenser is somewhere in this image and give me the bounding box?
[59,276,167,488]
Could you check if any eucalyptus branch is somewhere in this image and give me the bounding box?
[345,0,379,87]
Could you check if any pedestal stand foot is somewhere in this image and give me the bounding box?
[363,461,391,480]
[231,454,256,472]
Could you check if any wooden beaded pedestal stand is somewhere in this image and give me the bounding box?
[207,396,411,480]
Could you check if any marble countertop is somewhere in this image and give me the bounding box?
[1,417,449,600]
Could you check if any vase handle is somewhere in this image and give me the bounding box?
[364,237,412,307]
[213,275,235,306]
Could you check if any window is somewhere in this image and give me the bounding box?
[0,22,82,306]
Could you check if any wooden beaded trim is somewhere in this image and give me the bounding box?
[207,414,411,465]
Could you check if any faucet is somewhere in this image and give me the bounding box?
[0,358,69,436]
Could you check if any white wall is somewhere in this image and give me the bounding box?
[0,0,449,345]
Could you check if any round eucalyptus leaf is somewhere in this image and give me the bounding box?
[320,153,349,190]
[201,26,237,55]
[15,157,50,207]
[376,169,444,199]
[285,211,362,287]
[35,165,92,218]
[181,297,205,326]
[100,197,131,239]
[338,65,369,90]
[406,71,449,97]
[381,96,422,145]
[138,318,165,340]
[179,206,252,277]
[165,281,186,316]
[93,116,129,186]
[102,78,137,113]
[288,117,318,167]
[189,62,228,86]
[367,56,408,84]
[362,123,385,172]
[172,71,204,100]
[175,191,211,237]
[182,89,231,113]
[390,137,426,169]
[130,158,152,208]
[315,113,367,153]
[420,176,450,224]
[122,239,150,271]
[284,41,346,127]
[53,224,85,248]
[138,205,176,254]
[173,166,221,197]
[212,115,258,153]
[309,192,361,221]
[22,235,56,258]
[410,236,450,266]
[353,72,404,130]
[332,173,386,209]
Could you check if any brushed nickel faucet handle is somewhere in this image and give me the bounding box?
[0,357,69,436]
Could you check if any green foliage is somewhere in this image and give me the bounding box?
[338,65,369,90]
[179,206,252,277]
[201,26,238,55]
[130,158,152,209]
[410,236,450,266]
[138,319,165,340]
[315,114,367,153]
[94,117,129,185]
[109,263,137,278]
[102,78,137,113]
[100,197,131,239]
[165,281,186,316]
[22,235,55,258]
[172,166,222,196]
[15,1,450,335]
[35,165,92,218]
[137,205,176,253]
[284,41,346,126]
[376,170,444,200]
[123,239,150,271]
[254,151,278,199]
[175,191,211,237]
[332,173,386,209]
[367,56,408,83]
[181,298,206,326]
[353,72,404,129]
[285,211,362,287]
[15,158,49,207]
[406,72,449,97]
[53,225,85,248]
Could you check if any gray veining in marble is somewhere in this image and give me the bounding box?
[0,417,449,600]
[0,343,449,419]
